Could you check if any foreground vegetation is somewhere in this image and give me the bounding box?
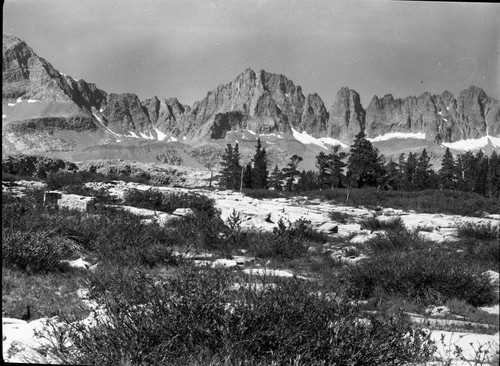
[2,176,499,364]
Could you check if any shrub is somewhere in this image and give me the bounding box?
[123,189,218,216]
[360,216,404,232]
[343,250,497,307]
[47,266,435,365]
[367,226,430,255]
[2,230,66,273]
[46,170,151,191]
[457,222,500,241]
[328,211,350,223]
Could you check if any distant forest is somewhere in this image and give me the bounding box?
[219,133,500,198]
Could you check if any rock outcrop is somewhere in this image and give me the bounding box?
[2,35,106,111]
[327,87,365,143]
[365,87,500,143]
[101,93,152,132]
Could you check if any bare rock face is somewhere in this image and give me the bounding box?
[101,93,152,132]
[297,93,329,136]
[327,87,365,143]
[175,69,329,140]
[365,86,499,143]
[2,35,106,111]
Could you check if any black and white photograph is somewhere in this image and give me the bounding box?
[2,0,499,364]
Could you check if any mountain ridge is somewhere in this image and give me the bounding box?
[2,35,499,160]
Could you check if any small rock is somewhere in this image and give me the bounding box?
[425,305,450,317]
[172,208,194,216]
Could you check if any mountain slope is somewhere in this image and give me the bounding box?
[2,35,499,166]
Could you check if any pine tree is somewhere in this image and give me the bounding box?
[282,154,303,192]
[316,152,330,189]
[219,144,234,189]
[296,170,319,191]
[382,159,403,190]
[232,143,242,191]
[242,163,253,189]
[347,132,385,188]
[269,165,283,191]
[402,152,417,190]
[219,143,242,190]
[473,150,489,196]
[251,138,268,189]
[460,151,476,192]
[488,151,500,198]
[414,149,433,190]
[439,147,456,190]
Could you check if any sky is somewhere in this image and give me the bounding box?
[3,0,499,108]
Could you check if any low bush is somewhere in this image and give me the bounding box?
[247,218,311,260]
[48,266,435,365]
[457,221,500,241]
[360,216,404,231]
[456,239,500,272]
[367,226,430,255]
[328,211,351,223]
[123,189,218,216]
[2,230,67,273]
[343,250,497,307]
[46,170,150,191]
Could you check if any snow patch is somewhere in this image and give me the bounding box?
[247,129,256,135]
[183,136,187,141]
[442,118,448,122]
[92,113,123,138]
[2,114,6,119]
[99,107,104,113]
[291,128,347,149]
[154,128,167,141]
[7,103,16,107]
[168,136,178,142]
[127,131,141,139]
[319,137,348,149]
[139,131,155,140]
[27,99,40,103]
[16,97,22,104]
[442,136,500,152]
[369,132,426,142]
[438,111,443,116]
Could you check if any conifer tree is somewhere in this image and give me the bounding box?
[473,150,489,196]
[347,132,385,188]
[414,149,433,190]
[232,143,242,190]
[219,143,242,190]
[439,147,456,190]
[402,152,417,190]
[269,165,283,191]
[282,154,303,192]
[219,144,234,189]
[296,170,319,191]
[251,138,268,189]
[488,151,500,198]
[242,163,253,189]
[382,159,403,190]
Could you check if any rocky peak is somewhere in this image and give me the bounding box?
[2,35,107,112]
[102,93,152,132]
[327,87,365,143]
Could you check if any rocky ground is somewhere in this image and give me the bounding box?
[2,180,499,364]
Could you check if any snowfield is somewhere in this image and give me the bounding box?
[368,132,426,142]
[442,135,500,152]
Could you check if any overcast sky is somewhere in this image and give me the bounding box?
[3,0,499,107]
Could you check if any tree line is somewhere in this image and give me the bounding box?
[218,133,500,198]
